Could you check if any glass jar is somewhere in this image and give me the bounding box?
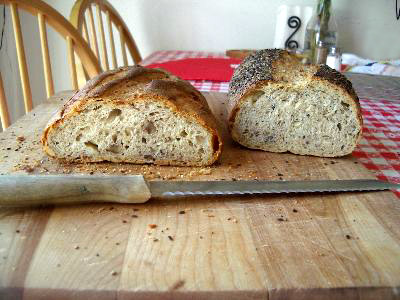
[304,0,338,64]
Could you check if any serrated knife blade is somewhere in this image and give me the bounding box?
[149,179,399,198]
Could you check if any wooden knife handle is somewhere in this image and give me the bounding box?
[0,175,151,206]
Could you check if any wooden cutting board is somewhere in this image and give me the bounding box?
[0,91,399,300]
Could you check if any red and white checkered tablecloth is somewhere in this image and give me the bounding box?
[142,51,400,196]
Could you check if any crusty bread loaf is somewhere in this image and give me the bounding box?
[41,66,222,166]
[228,49,363,157]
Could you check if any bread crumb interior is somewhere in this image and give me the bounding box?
[47,100,213,165]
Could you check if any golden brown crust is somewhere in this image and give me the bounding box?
[58,66,169,118]
[41,66,222,166]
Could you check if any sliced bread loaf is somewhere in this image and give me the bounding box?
[228,49,363,157]
[42,66,222,166]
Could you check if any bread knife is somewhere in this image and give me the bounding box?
[0,175,398,207]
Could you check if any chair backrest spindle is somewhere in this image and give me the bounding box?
[82,18,90,43]
[87,5,99,59]
[10,2,33,113]
[0,72,10,129]
[66,36,79,90]
[38,12,54,98]
[96,3,109,71]
[106,10,117,69]
[118,25,128,67]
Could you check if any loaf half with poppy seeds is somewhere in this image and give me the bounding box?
[42,66,222,166]
[228,49,363,157]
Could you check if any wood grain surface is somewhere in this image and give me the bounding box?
[0,91,399,299]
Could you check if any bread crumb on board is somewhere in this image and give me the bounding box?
[170,280,185,290]
[22,166,34,173]
[198,168,212,175]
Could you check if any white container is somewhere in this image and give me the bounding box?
[326,46,342,71]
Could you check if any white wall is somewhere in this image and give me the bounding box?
[0,0,399,129]
[112,0,400,60]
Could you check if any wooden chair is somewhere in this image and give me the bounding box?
[70,0,142,73]
[0,0,101,130]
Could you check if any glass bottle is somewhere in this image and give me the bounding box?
[315,41,328,65]
[304,0,338,64]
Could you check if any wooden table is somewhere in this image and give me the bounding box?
[0,91,399,299]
